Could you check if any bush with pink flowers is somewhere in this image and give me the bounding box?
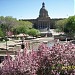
[0,42,75,75]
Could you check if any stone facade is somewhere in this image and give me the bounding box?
[20,2,63,31]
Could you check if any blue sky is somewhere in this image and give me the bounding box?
[74,0,75,15]
[0,0,74,19]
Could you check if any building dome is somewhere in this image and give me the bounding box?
[39,2,49,18]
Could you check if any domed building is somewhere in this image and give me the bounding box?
[21,2,63,32]
[36,2,51,31]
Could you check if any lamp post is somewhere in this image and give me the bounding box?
[5,29,8,51]
[6,37,7,51]
[21,37,25,52]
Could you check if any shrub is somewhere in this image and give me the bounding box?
[0,42,75,75]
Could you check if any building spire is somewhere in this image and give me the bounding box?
[42,2,45,8]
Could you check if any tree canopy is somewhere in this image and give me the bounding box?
[64,16,75,36]
[55,19,68,32]
[28,28,40,37]
[55,16,75,37]
[0,28,4,37]
[0,16,40,37]
[0,16,17,31]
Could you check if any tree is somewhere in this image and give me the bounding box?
[12,21,33,34]
[0,28,4,37]
[0,16,34,36]
[28,28,40,37]
[18,21,33,29]
[0,16,18,34]
[0,16,5,24]
[64,16,75,36]
[55,19,68,32]
[13,25,29,34]
[4,16,17,31]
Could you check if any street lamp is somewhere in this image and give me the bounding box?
[21,37,25,52]
[4,36,8,51]
[6,37,7,51]
[5,29,8,51]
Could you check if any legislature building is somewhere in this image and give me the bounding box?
[21,2,63,32]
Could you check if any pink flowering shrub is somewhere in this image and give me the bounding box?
[0,42,75,75]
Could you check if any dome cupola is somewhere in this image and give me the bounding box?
[39,2,49,18]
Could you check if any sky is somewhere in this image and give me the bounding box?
[74,0,75,15]
[0,0,74,19]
